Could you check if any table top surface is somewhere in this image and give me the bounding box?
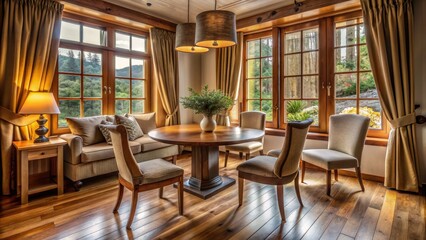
[148,124,264,146]
[13,137,67,150]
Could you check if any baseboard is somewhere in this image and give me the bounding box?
[304,162,384,183]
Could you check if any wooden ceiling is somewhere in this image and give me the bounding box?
[101,0,295,23]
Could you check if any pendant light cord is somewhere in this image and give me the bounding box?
[215,0,217,10]
[187,0,190,23]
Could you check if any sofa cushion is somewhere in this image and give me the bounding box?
[67,116,106,146]
[98,120,114,144]
[132,136,172,152]
[115,115,144,140]
[81,141,141,163]
[126,112,156,134]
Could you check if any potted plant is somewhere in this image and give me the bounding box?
[181,85,233,132]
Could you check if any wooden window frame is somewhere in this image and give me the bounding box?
[242,10,389,139]
[52,15,151,135]
[242,30,275,128]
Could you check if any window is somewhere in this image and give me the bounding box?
[57,48,103,127]
[282,27,320,126]
[334,18,382,130]
[244,34,273,123]
[243,12,387,137]
[53,19,150,133]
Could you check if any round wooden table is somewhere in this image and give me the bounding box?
[148,124,264,199]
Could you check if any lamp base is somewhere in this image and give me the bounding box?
[34,114,49,143]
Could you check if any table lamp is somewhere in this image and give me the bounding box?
[19,92,61,143]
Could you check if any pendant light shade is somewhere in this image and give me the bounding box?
[176,23,209,53]
[195,10,237,48]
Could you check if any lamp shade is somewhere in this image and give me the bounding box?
[19,92,60,114]
[176,23,209,53]
[195,10,237,48]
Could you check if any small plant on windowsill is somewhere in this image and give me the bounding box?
[181,85,233,132]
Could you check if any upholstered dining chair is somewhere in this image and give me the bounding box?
[224,111,266,167]
[301,114,369,196]
[106,125,184,229]
[237,119,313,222]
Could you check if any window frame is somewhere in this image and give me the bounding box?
[242,11,389,138]
[52,14,151,135]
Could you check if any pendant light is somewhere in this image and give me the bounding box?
[195,0,237,48]
[175,0,209,53]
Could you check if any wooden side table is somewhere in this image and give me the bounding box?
[13,137,67,204]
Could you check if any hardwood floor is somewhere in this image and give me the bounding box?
[1,152,425,240]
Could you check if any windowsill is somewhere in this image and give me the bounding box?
[265,128,388,147]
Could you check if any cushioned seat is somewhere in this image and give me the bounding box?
[267,149,281,157]
[302,149,358,170]
[224,111,266,167]
[137,159,184,184]
[237,119,313,222]
[226,141,263,152]
[236,156,276,177]
[81,142,141,163]
[132,136,172,152]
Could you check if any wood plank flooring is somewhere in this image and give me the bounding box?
[1,152,425,240]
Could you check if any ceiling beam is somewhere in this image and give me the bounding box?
[60,0,176,31]
[237,0,356,29]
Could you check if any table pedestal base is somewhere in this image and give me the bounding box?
[184,145,235,199]
[183,176,235,199]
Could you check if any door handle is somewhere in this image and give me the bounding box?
[104,86,107,94]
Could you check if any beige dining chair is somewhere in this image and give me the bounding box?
[237,119,312,222]
[106,125,184,229]
[224,111,266,167]
[301,114,370,196]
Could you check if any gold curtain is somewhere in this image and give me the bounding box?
[216,33,244,126]
[361,0,419,192]
[0,0,63,195]
[149,28,180,126]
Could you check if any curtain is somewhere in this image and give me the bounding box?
[361,0,419,192]
[150,28,180,126]
[0,0,63,195]
[216,33,244,126]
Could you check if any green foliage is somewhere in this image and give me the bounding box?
[181,85,233,117]
[286,100,306,114]
[287,112,311,122]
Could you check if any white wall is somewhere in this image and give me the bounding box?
[414,0,426,184]
[178,52,202,124]
[201,50,216,89]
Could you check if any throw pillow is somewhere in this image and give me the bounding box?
[126,112,156,134]
[66,116,106,146]
[115,115,144,140]
[98,120,114,144]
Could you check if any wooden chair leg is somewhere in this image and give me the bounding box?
[127,188,139,229]
[159,187,163,198]
[356,167,365,192]
[334,169,338,181]
[238,177,244,206]
[246,152,250,160]
[300,160,306,183]
[113,182,124,213]
[276,185,286,222]
[172,155,177,165]
[178,176,184,215]
[326,170,331,196]
[224,150,230,167]
[239,152,243,159]
[259,150,264,155]
[294,172,303,207]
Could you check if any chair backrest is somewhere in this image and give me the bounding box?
[274,119,313,177]
[240,111,266,142]
[328,114,370,162]
[106,125,143,184]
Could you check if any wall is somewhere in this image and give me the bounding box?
[414,0,426,184]
[178,52,202,124]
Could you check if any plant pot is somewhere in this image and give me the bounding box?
[200,115,217,132]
